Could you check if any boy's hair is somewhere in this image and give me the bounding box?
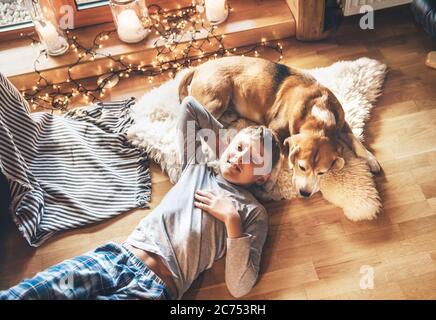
[240,125,282,170]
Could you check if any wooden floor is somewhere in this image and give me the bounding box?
[1,6,436,299]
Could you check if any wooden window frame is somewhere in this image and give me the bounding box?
[0,0,113,42]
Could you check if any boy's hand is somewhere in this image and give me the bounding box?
[194,190,242,238]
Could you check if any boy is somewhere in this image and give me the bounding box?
[0,96,282,300]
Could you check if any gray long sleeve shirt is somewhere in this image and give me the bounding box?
[126,96,268,299]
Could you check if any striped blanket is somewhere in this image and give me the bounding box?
[0,72,150,247]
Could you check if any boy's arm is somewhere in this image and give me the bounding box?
[193,190,268,298]
[224,207,268,298]
[177,96,224,170]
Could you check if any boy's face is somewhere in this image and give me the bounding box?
[219,132,272,186]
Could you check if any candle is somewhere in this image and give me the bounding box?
[36,20,68,54]
[205,0,228,25]
[116,9,148,43]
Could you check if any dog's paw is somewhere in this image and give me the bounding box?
[343,205,379,221]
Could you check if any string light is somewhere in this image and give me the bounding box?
[20,3,283,113]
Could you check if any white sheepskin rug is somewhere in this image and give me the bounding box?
[127,57,387,221]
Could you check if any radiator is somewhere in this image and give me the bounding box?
[340,0,412,16]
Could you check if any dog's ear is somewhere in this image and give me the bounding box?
[333,157,345,171]
[284,134,300,152]
[289,146,300,169]
[283,136,292,154]
[336,141,344,155]
[284,136,300,169]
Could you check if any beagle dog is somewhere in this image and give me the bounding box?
[178,56,380,197]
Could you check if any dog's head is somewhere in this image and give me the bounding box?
[284,132,344,197]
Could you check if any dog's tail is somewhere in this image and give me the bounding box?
[178,68,196,102]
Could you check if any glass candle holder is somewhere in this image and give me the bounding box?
[205,0,229,25]
[24,0,69,56]
[109,0,150,43]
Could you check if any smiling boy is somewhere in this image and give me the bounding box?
[0,96,281,300]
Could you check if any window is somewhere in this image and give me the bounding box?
[74,0,109,11]
[0,0,33,40]
[0,0,112,42]
[0,0,32,29]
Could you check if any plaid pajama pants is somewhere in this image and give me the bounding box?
[0,242,171,300]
